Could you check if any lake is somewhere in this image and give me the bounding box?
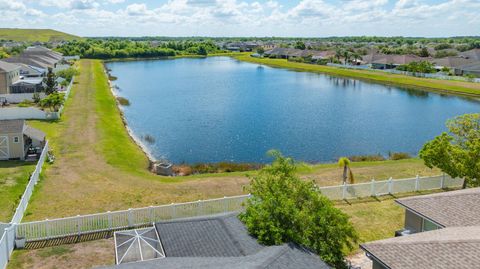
[107,57,479,164]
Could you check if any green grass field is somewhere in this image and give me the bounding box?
[0,161,36,222]
[0,28,81,42]
[233,54,480,97]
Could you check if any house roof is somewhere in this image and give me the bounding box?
[101,213,330,269]
[396,187,480,227]
[368,54,426,65]
[361,226,480,269]
[430,56,476,68]
[0,60,20,73]
[459,48,480,61]
[456,62,480,72]
[23,125,46,141]
[0,120,24,134]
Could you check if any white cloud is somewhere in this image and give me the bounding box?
[126,3,149,16]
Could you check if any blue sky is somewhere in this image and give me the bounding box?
[0,0,479,37]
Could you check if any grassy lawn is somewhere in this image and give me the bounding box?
[233,54,480,97]
[0,161,36,222]
[22,59,441,222]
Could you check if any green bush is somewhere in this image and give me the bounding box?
[56,67,79,82]
[18,100,34,107]
[116,96,130,106]
[389,152,411,160]
[349,154,386,162]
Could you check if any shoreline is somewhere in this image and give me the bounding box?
[104,65,158,166]
[232,54,480,99]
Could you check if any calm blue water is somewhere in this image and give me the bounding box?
[107,57,479,164]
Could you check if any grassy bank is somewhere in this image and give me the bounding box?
[233,54,480,97]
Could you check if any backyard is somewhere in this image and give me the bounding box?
[20,59,444,221]
[234,54,480,97]
[0,161,36,222]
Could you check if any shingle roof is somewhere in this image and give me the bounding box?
[396,188,480,227]
[23,125,46,141]
[430,56,476,68]
[0,120,24,134]
[361,226,480,269]
[459,48,480,61]
[0,60,20,72]
[101,213,331,269]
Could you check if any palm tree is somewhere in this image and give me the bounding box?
[351,52,361,65]
[343,51,351,65]
[338,157,355,184]
[335,49,343,63]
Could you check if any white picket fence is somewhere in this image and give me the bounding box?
[12,174,463,243]
[0,142,48,269]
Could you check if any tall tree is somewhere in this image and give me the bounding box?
[44,67,57,95]
[240,151,358,268]
[420,114,480,189]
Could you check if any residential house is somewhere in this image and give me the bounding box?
[454,62,480,77]
[0,61,20,94]
[104,213,331,269]
[9,77,44,94]
[17,63,46,78]
[429,56,476,71]
[363,54,426,69]
[361,188,480,269]
[0,120,46,160]
[459,48,480,61]
[3,46,63,69]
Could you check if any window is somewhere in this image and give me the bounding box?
[422,218,439,232]
[13,136,19,143]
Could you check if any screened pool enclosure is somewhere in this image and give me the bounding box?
[114,227,165,264]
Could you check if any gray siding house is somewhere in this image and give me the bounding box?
[361,188,480,269]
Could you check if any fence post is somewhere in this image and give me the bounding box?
[4,226,10,259]
[149,206,155,223]
[415,175,420,191]
[342,183,347,200]
[370,179,375,197]
[388,177,393,194]
[76,215,81,237]
[223,197,228,213]
[108,211,112,230]
[45,219,50,240]
[127,209,133,228]
[441,173,446,189]
[171,203,176,219]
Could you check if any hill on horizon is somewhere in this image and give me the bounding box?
[0,28,82,42]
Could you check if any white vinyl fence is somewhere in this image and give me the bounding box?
[14,174,464,243]
[326,63,480,83]
[0,142,48,269]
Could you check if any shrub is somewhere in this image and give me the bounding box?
[349,154,385,162]
[389,152,411,160]
[56,67,79,82]
[18,100,33,107]
[117,96,130,106]
[172,165,193,176]
[142,134,155,144]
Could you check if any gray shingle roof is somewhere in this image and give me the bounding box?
[396,188,480,227]
[23,125,46,141]
[361,226,480,269]
[0,60,20,72]
[100,213,330,269]
[0,120,24,134]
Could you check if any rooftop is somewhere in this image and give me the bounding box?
[102,213,330,269]
[396,187,480,227]
[0,120,24,134]
[361,226,480,269]
[0,60,20,72]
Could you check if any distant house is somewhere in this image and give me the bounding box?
[454,62,480,77]
[459,48,480,61]
[0,120,46,160]
[3,46,63,69]
[361,188,480,269]
[105,213,331,269]
[10,77,44,94]
[429,56,476,70]
[0,61,20,94]
[364,54,426,69]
